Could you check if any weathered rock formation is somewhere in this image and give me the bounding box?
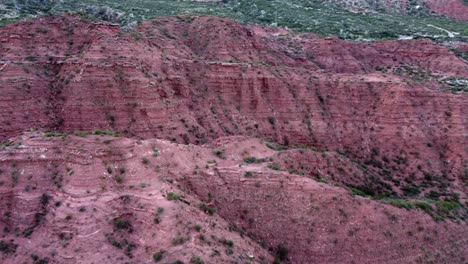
[0,15,467,263]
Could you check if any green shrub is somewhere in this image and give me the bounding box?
[172,236,184,245]
[349,188,368,197]
[153,148,159,157]
[243,157,256,163]
[244,171,256,177]
[435,201,460,215]
[268,163,280,170]
[276,245,288,261]
[114,175,123,184]
[23,228,34,237]
[212,149,225,159]
[113,218,131,231]
[153,216,160,224]
[40,193,50,206]
[167,192,180,201]
[73,131,89,137]
[0,240,16,254]
[190,256,204,264]
[153,250,165,262]
[401,185,420,196]
[425,190,440,200]
[220,238,233,247]
[386,199,414,210]
[199,203,216,215]
[414,202,433,213]
[268,117,275,126]
[244,157,266,163]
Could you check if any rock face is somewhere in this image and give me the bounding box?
[0,15,466,198]
[0,15,467,263]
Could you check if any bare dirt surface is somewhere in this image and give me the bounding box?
[0,15,467,263]
[0,132,466,263]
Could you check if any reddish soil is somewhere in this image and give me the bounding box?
[0,15,467,263]
[0,132,466,263]
[423,0,468,21]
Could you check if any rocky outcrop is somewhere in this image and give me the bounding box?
[0,15,467,263]
[0,15,466,201]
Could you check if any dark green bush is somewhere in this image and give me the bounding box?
[153,250,165,262]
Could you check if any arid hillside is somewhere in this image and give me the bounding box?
[329,0,468,21]
[0,15,467,263]
[0,132,466,263]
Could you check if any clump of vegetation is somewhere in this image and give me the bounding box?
[40,193,50,206]
[167,192,180,201]
[92,129,121,137]
[348,187,369,197]
[113,218,131,231]
[73,131,89,137]
[268,163,280,170]
[153,207,164,224]
[153,250,165,262]
[268,117,275,126]
[172,236,185,246]
[199,203,216,215]
[30,254,49,264]
[244,171,257,178]
[243,157,266,164]
[275,245,288,262]
[114,175,124,184]
[44,131,67,138]
[435,200,461,216]
[385,199,414,210]
[401,185,421,196]
[0,240,17,254]
[190,256,204,264]
[264,139,321,152]
[212,149,226,159]
[152,148,159,157]
[220,238,234,247]
[414,201,433,213]
[385,196,464,221]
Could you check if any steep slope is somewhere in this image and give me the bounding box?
[0,132,466,263]
[0,15,466,203]
[0,132,274,264]
[0,15,467,264]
